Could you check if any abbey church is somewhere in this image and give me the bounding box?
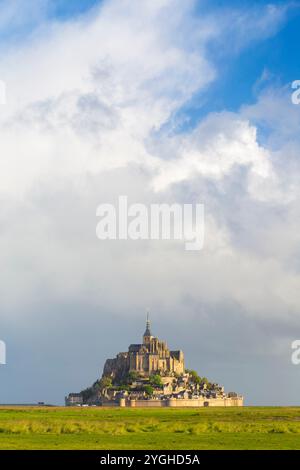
[103,316,184,380]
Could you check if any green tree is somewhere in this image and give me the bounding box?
[143,385,154,396]
[149,374,163,388]
[187,370,201,384]
[80,387,94,402]
[115,385,130,392]
[127,371,139,384]
[206,382,214,390]
[99,376,112,390]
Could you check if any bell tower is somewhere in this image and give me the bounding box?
[143,312,152,346]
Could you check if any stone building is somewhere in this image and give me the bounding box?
[65,393,83,406]
[103,316,184,380]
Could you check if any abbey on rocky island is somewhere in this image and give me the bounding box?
[65,316,243,408]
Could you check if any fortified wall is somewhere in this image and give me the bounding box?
[119,396,243,408]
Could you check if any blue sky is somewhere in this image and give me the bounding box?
[0,0,300,406]
[48,0,101,19]
[173,1,300,132]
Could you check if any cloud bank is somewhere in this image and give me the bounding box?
[0,0,299,405]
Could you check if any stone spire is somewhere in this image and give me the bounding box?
[143,312,152,338]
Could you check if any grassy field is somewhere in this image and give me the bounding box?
[0,406,299,450]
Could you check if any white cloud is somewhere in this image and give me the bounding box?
[151,113,274,198]
[0,0,298,332]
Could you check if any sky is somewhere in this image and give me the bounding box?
[0,0,300,405]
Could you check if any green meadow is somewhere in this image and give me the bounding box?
[0,406,299,450]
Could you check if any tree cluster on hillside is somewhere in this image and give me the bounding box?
[185,369,212,387]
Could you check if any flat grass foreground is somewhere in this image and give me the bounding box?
[0,406,299,450]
